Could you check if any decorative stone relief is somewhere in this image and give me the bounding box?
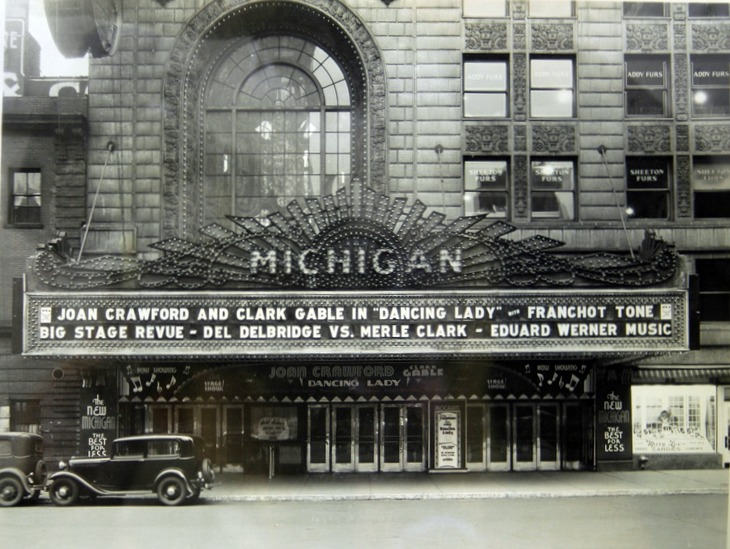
[531,23,574,51]
[465,126,510,154]
[464,23,509,51]
[692,24,730,51]
[627,125,671,153]
[695,125,730,152]
[675,155,691,218]
[513,155,528,218]
[626,24,669,51]
[514,125,527,152]
[513,1,526,20]
[531,125,576,154]
[673,22,687,51]
[513,53,527,120]
[673,54,688,120]
[513,23,526,50]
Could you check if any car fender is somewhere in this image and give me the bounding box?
[0,467,35,494]
[153,468,195,495]
[47,470,107,496]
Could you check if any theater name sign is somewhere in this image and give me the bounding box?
[23,185,688,358]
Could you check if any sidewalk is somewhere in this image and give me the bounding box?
[207,469,729,502]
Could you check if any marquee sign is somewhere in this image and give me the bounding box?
[23,289,688,358]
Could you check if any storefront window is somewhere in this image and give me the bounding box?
[464,159,509,217]
[464,58,509,118]
[530,57,575,118]
[695,258,730,322]
[530,159,576,220]
[10,400,40,434]
[632,386,716,454]
[625,156,671,219]
[463,0,508,18]
[691,55,730,118]
[625,55,670,117]
[692,155,730,218]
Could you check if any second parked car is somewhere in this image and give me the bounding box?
[0,432,47,506]
[47,434,215,506]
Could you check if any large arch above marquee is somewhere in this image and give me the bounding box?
[162,0,387,240]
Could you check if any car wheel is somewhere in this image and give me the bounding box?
[0,476,24,507]
[49,478,80,506]
[201,458,215,484]
[156,476,187,506]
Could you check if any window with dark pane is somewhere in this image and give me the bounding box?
[9,169,42,226]
[696,259,730,321]
[625,157,671,219]
[692,156,730,218]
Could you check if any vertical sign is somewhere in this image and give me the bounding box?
[435,406,461,469]
[4,19,25,96]
[596,366,632,464]
[79,373,117,457]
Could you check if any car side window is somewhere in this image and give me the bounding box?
[115,441,145,457]
[148,440,180,456]
[0,440,11,456]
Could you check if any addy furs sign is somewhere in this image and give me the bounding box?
[23,290,688,358]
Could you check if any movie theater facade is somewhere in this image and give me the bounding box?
[22,181,690,474]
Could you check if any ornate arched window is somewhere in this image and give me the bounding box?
[203,36,353,224]
[163,1,386,239]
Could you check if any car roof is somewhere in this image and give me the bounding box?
[0,431,44,441]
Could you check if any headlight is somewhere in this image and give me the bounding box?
[58,461,68,471]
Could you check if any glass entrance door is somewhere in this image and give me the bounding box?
[331,405,378,472]
[332,406,354,472]
[308,405,330,472]
[222,405,244,471]
[513,403,560,471]
[514,404,536,470]
[381,404,425,472]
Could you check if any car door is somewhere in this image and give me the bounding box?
[97,440,146,490]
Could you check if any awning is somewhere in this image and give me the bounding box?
[633,368,730,384]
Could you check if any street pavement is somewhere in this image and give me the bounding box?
[206,468,729,502]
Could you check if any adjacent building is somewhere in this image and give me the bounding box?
[2,0,729,474]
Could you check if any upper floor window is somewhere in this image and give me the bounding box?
[696,259,730,321]
[692,155,730,218]
[464,58,509,118]
[625,157,671,219]
[528,0,574,18]
[530,57,575,118]
[689,3,730,17]
[623,2,667,17]
[691,55,730,117]
[625,55,670,117]
[203,35,353,225]
[464,159,509,218]
[463,0,509,17]
[9,168,42,226]
[530,159,576,220]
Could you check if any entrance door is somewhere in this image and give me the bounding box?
[331,405,378,472]
[488,404,510,471]
[356,406,378,472]
[721,387,730,467]
[175,406,220,466]
[308,405,330,472]
[466,404,486,471]
[222,405,244,470]
[381,404,425,472]
[332,406,354,472]
[513,403,560,471]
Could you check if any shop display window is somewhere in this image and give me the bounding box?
[464,159,509,218]
[10,400,41,434]
[530,57,575,118]
[692,155,730,218]
[463,0,509,18]
[695,258,730,322]
[625,156,671,219]
[528,0,574,18]
[691,55,730,117]
[530,159,576,220]
[625,55,670,117]
[8,168,42,226]
[463,58,509,118]
[632,386,716,454]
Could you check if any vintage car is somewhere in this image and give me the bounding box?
[0,432,47,506]
[47,434,215,506]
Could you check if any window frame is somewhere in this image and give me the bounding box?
[692,155,730,218]
[625,55,671,118]
[623,2,668,18]
[8,168,42,227]
[463,158,510,219]
[529,157,577,221]
[691,54,730,118]
[688,3,730,18]
[695,258,730,322]
[463,0,509,18]
[529,56,575,119]
[10,400,41,434]
[625,156,672,220]
[463,56,510,119]
[528,0,574,18]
